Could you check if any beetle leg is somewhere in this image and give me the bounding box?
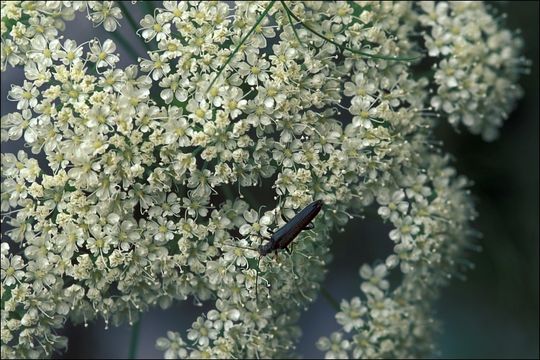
[285,246,292,255]
[304,222,314,230]
[281,212,290,223]
[260,236,272,246]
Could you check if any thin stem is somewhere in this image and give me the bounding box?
[142,0,156,16]
[117,1,152,54]
[117,1,140,33]
[320,287,340,311]
[281,0,303,45]
[128,316,142,359]
[109,28,140,61]
[280,2,419,62]
[206,0,276,92]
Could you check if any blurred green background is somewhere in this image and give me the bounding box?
[432,2,539,357]
[1,1,538,358]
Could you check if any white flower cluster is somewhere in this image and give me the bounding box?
[0,1,523,359]
[0,1,122,71]
[418,1,527,141]
[316,149,477,358]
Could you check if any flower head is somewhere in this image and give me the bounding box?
[0,1,524,359]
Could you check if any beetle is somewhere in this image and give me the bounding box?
[258,199,323,256]
[223,200,323,302]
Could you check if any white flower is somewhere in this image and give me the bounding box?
[139,13,171,42]
[57,39,84,65]
[7,81,39,110]
[139,52,171,80]
[28,35,61,68]
[238,208,273,239]
[377,189,409,221]
[236,52,270,86]
[156,331,188,359]
[87,1,123,32]
[221,87,247,120]
[88,39,119,68]
[0,1,524,358]
[1,255,26,286]
[335,297,366,332]
[187,98,212,124]
[343,73,377,100]
[187,317,219,347]
[316,332,351,359]
[419,1,526,140]
[350,97,378,129]
[359,264,389,299]
[389,215,420,244]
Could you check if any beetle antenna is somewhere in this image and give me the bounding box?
[218,237,259,252]
[219,242,257,251]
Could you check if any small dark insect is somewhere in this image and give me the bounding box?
[258,199,323,256]
[223,200,324,302]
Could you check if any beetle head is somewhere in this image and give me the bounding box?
[258,240,273,257]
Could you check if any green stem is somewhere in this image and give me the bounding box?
[280,2,419,62]
[321,287,340,311]
[109,28,140,62]
[117,1,152,54]
[281,1,303,46]
[117,1,140,33]
[142,0,156,16]
[206,0,276,92]
[128,317,142,359]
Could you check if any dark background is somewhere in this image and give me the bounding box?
[1,2,538,358]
